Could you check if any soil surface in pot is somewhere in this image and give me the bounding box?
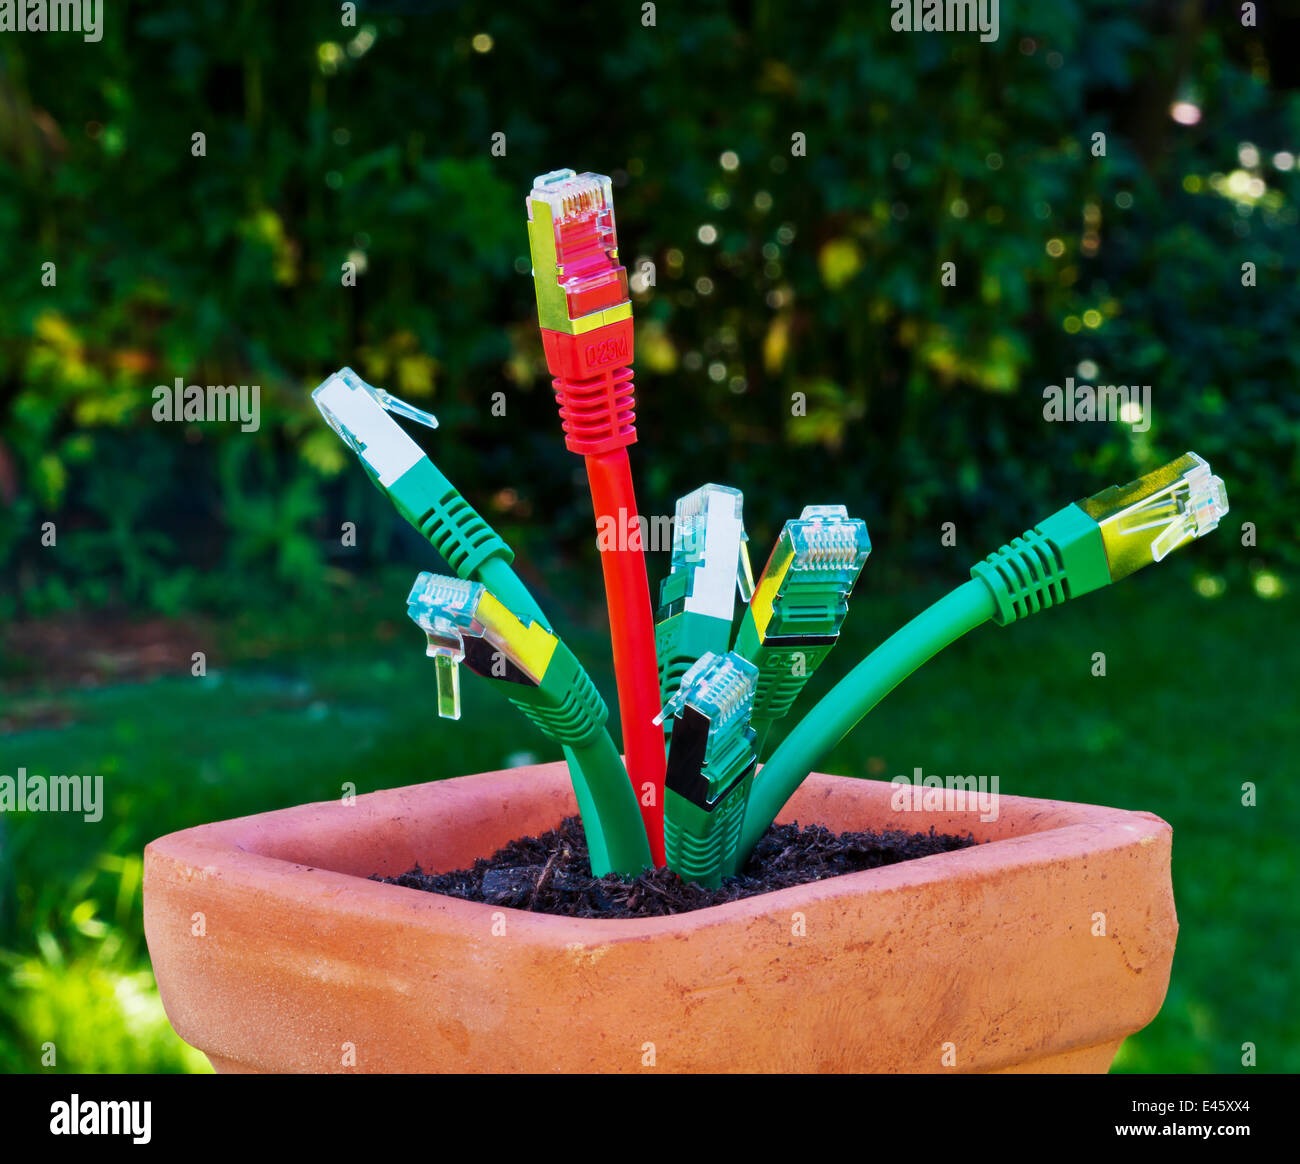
[375,816,978,918]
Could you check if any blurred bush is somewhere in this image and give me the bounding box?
[0,0,1296,619]
[0,853,208,1072]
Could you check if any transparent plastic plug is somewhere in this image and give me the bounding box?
[787,505,873,577]
[671,484,753,619]
[312,367,439,487]
[527,169,629,328]
[746,504,871,644]
[654,651,758,732]
[1080,452,1230,581]
[407,572,557,690]
[405,573,486,720]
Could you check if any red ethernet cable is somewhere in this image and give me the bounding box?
[526,169,666,864]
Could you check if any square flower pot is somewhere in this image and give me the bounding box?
[142,762,1177,1073]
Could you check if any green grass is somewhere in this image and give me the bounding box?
[1,568,1295,1073]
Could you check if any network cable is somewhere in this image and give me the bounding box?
[734,504,871,755]
[407,572,651,876]
[313,368,651,874]
[734,453,1230,870]
[526,169,667,863]
[655,651,760,887]
[654,484,753,747]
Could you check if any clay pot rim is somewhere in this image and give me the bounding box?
[144,764,1172,943]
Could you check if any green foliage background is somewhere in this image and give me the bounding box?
[1,0,1296,614]
[0,0,1297,1075]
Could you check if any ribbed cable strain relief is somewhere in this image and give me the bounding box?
[664,792,747,886]
[971,526,1072,626]
[553,367,637,456]
[657,650,695,703]
[751,643,833,720]
[415,487,512,577]
[509,669,608,748]
[753,668,806,721]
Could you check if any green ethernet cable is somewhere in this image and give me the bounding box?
[654,484,753,747]
[734,453,1230,870]
[312,367,546,629]
[655,651,760,887]
[407,572,651,877]
[733,505,871,755]
[313,368,646,873]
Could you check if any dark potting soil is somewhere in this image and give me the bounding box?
[374,815,979,918]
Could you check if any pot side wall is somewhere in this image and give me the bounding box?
[143,765,1177,1073]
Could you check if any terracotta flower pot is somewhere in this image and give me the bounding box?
[143,763,1177,1073]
